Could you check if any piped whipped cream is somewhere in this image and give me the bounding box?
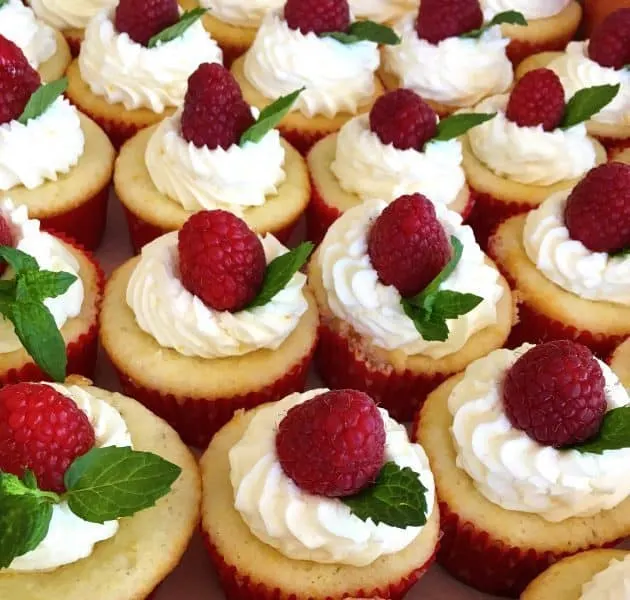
[548,42,630,126]
[8,383,132,571]
[243,10,379,118]
[467,94,597,185]
[78,9,223,113]
[524,191,630,305]
[449,345,630,522]
[126,232,307,358]
[580,555,630,600]
[331,113,466,207]
[229,389,436,566]
[144,109,286,215]
[0,200,84,354]
[481,0,570,20]
[382,16,512,107]
[30,0,117,30]
[0,0,56,69]
[348,0,418,23]
[317,199,503,359]
[0,97,84,191]
[199,0,284,27]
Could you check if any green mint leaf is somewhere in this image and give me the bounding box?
[342,462,428,528]
[246,242,313,309]
[22,470,38,490]
[147,8,206,48]
[0,279,16,296]
[461,10,527,38]
[15,270,77,303]
[571,406,630,454]
[415,236,463,302]
[0,246,39,274]
[323,20,401,45]
[64,447,182,524]
[401,300,450,341]
[561,84,620,129]
[0,1,8,9]
[611,248,630,258]
[430,290,483,319]
[431,112,496,144]
[240,88,304,146]
[17,78,68,126]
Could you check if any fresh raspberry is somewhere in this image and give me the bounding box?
[368,194,451,297]
[416,0,483,44]
[505,68,566,131]
[0,214,13,277]
[177,210,266,312]
[0,36,41,126]
[503,341,606,448]
[276,389,385,497]
[369,89,438,150]
[284,0,350,35]
[180,63,255,150]
[0,383,95,493]
[564,162,630,253]
[588,8,630,70]
[114,0,180,46]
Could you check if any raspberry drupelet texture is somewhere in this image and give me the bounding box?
[180,63,255,150]
[415,0,483,44]
[178,210,266,312]
[502,341,607,448]
[505,68,566,131]
[0,383,96,493]
[276,389,386,497]
[588,8,630,70]
[114,0,180,47]
[368,194,451,298]
[369,89,438,150]
[284,0,350,35]
[0,214,13,277]
[0,35,41,126]
[564,162,630,254]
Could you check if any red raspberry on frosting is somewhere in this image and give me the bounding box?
[505,68,566,131]
[588,8,630,70]
[0,213,13,277]
[502,341,607,448]
[368,194,451,298]
[0,383,96,493]
[0,35,41,126]
[284,0,350,35]
[415,0,483,44]
[564,162,630,254]
[369,89,438,150]
[114,0,180,47]
[276,389,386,497]
[177,210,266,312]
[180,63,255,150]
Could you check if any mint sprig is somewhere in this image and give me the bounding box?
[343,462,428,528]
[147,8,207,48]
[18,78,67,125]
[0,1,8,9]
[0,246,77,382]
[611,248,630,258]
[571,406,630,454]
[400,237,482,342]
[560,84,620,129]
[247,242,313,309]
[240,88,304,146]
[429,112,496,146]
[461,10,527,39]
[323,20,400,45]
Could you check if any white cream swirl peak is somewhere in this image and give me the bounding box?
[481,0,570,21]
[200,0,284,28]
[30,0,117,30]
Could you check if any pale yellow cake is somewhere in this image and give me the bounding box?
[39,29,71,82]
[610,338,630,389]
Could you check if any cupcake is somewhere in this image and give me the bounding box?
[308,193,513,421]
[583,0,630,36]
[489,162,630,358]
[306,88,493,243]
[116,63,310,253]
[201,388,440,599]
[230,0,397,154]
[0,199,103,385]
[0,377,200,600]
[348,0,418,24]
[416,341,630,597]
[100,210,319,448]
[0,0,71,81]
[380,0,515,117]
[610,338,630,388]
[516,10,630,153]
[0,37,114,250]
[65,0,223,149]
[463,68,610,249]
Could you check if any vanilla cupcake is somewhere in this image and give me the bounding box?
[349,0,419,24]
[610,338,630,388]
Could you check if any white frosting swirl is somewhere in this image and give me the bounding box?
[383,16,512,107]
[481,0,570,20]
[126,232,307,358]
[229,389,436,566]
[580,555,630,600]
[29,0,117,30]
[8,382,133,571]
[467,94,597,185]
[524,191,630,306]
[199,0,284,27]
[331,114,465,207]
[449,345,630,522]
[0,0,56,68]
[548,42,630,127]
[0,97,84,191]
[318,199,504,359]
[348,0,418,23]
[78,9,223,113]
[144,109,286,215]
[243,11,379,118]
[0,200,84,354]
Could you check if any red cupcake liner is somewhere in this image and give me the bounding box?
[220,41,250,69]
[279,124,327,156]
[506,31,576,66]
[65,33,82,58]
[599,135,630,156]
[437,499,622,598]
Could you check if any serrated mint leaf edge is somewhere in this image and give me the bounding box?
[560,84,621,129]
[460,10,527,38]
[17,78,68,126]
[570,406,630,454]
[321,20,400,45]
[430,112,496,144]
[147,8,207,48]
